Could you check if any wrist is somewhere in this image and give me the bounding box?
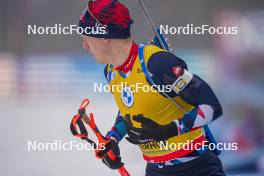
[168,121,180,136]
[106,130,121,143]
[159,121,180,140]
[108,136,118,143]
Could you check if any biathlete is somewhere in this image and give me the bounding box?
[79,0,225,175]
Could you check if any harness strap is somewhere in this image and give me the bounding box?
[70,113,97,146]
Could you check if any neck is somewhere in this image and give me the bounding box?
[110,40,133,68]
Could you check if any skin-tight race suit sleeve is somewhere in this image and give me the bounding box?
[147,51,223,135]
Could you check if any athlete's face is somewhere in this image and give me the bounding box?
[82,35,109,64]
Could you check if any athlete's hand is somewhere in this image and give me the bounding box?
[125,114,179,144]
[99,139,124,170]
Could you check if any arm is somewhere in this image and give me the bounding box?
[147,51,223,133]
[106,112,127,142]
[174,75,223,134]
[104,66,127,142]
[98,66,126,170]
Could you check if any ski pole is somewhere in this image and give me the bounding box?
[70,99,130,176]
[136,0,166,49]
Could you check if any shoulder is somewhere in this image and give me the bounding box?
[147,50,188,79]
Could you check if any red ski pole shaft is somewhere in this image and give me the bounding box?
[79,99,131,176]
[87,113,130,176]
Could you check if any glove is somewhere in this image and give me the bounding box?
[78,108,123,170]
[125,114,179,145]
[100,139,124,170]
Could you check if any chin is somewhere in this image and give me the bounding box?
[93,55,108,64]
[96,59,107,64]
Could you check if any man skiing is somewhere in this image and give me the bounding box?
[79,0,225,175]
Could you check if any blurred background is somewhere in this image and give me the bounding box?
[0,0,264,175]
